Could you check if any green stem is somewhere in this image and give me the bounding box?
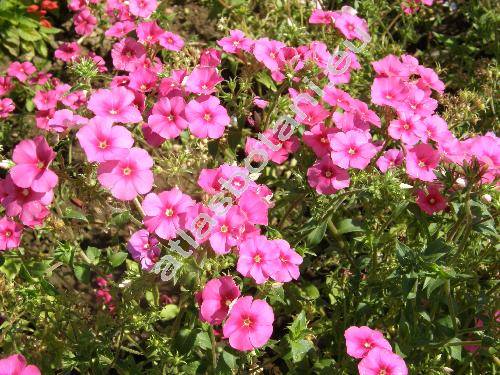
[209,327,218,373]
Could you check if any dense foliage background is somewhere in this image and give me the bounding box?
[0,1,498,374]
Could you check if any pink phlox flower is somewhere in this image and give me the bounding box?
[0,217,23,251]
[47,109,88,133]
[0,98,15,118]
[209,206,246,255]
[344,326,393,359]
[111,38,146,72]
[127,229,160,271]
[105,21,136,38]
[0,354,41,375]
[200,48,222,67]
[237,235,280,284]
[55,42,81,62]
[388,112,426,145]
[185,66,223,95]
[186,95,230,139]
[7,62,36,82]
[416,184,448,215]
[358,347,408,375]
[74,8,97,36]
[159,32,185,51]
[307,155,350,194]
[269,239,303,282]
[128,0,157,18]
[334,13,370,41]
[87,86,143,123]
[405,143,440,182]
[128,68,158,93]
[217,29,253,54]
[376,149,404,173]
[136,20,164,44]
[33,90,58,111]
[303,124,338,157]
[199,276,241,325]
[329,130,377,170]
[147,96,188,139]
[253,38,286,71]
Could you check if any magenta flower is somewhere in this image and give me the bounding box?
[294,100,330,126]
[334,13,369,41]
[422,115,452,144]
[185,67,223,95]
[128,68,158,93]
[0,76,13,96]
[136,20,164,44]
[7,62,36,82]
[129,0,157,18]
[358,348,408,375]
[222,296,274,351]
[253,38,285,71]
[158,32,185,51]
[105,21,136,38]
[237,190,269,226]
[406,143,440,182]
[186,96,230,139]
[47,109,87,133]
[54,42,81,62]
[269,239,302,282]
[217,29,253,54]
[371,77,408,108]
[0,354,40,375]
[388,113,425,145]
[0,98,15,118]
[10,136,58,193]
[200,48,222,67]
[323,86,355,111]
[344,326,393,359]
[237,235,280,284]
[33,90,58,111]
[76,118,134,163]
[329,130,377,170]
[372,54,411,79]
[376,149,404,173]
[111,38,146,72]
[307,156,350,195]
[209,206,245,255]
[303,124,338,157]
[97,147,154,201]
[199,276,241,325]
[87,87,142,124]
[309,9,337,24]
[74,8,97,36]
[0,217,23,251]
[127,229,160,271]
[416,184,447,215]
[142,188,195,240]
[398,87,438,117]
[417,66,445,94]
[147,96,188,139]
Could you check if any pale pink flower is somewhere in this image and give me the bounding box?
[97,147,154,201]
[329,130,377,170]
[358,348,408,375]
[199,276,240,325]
[10,136,58,193]
[87,86,142,123]
[47,109,88,133]
[7,62,36,82]
[0,217,23,251]
[253,97,269,109]
[237,235,280,284]
[185,67,223,95]
[129,0,157,18]
[217,29,253,54]
[344,326,393,359]
[76,118,134,162]
[158,32,185,51]
[269,239,302,282]
[186,96,230,139]
[307,156,350,194]
[222,296,274,351]
[142,188,195,240]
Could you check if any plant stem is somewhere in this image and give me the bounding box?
[209,327,218,373]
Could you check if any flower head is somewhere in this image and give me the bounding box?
[344,326,393,359]
[199,276,241,325]
[87,86,142,123]
[358,347,408,375]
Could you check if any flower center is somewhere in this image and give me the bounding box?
[167,38,173,44]
[269,52,276,59]
[98,140,107,149]
[22,189,30,197]
[379,370,387,375]
[203,113,212,121]
[220,225,228,233]
[418,161,426,167]
[233,40,239,46]
[429,197,436,204]
[167,114,174,121]
[37,161,45,169]
[140,84,147,91]
[325,171,332,178]
[403,123,410,130]
[4,230,12,238]
[225,299,232,307]
[242,317,252,327]
[253,255,261,263]
[165,208,174,217]
[348,148,356,155]
[122,167,132,175]
[109,109,117,115]
[201,84,208,90]
[385,95,393,100]
[320,137,328,143]
[364,342,372,348]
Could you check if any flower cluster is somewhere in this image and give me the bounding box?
[26,0,58,28]
[345,326,408,375]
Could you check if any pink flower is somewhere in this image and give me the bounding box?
[18,201,49,228]
[422,115,451,144]
[307,156,350,194]
[303,124,338,157]
[87,86,142,123]
[147,96,188,139]
[329,130,377,170]
[253,38,285,71]
[185,67,223,95]
[199,276,241,325]
[129,0,157,18]
[61,90,87,110]
[10,136,58,193]
[217,29,253,54]
[74,8,97,35]
[416,184,447,215]
[417,66,445,94]
[127,229,160,271]
[33,90,58,111]
[344,326,393,359]
[222,296,274,351]
[376,149,404,172]
[358,348,408,375]
[0,76,14,96]
[209,206,246,255]
[253,97,269,109]
[371,77,408,108]
[309,9,337,24]
[237,235,280,284]
[245,129,300,165]
[0,98,15,118]
[97,147,154,201]
[0,174,53,219]
[76,118,134,162]
[398,87,438,117]
[388,113,425,145]
[186,96,230,139]
[7,62,36,82]
[294,100,330,126]
[406,143,440,182]
[0,354,40,375]
[35,109,55,131]
[105,21,136,38]
[269,239,302,282]
[372,55,411,79]
[334,13,370,41]
[111,38,146,71]
[0,217,23,251]
[136,20,164,44]
[159,32,185,51]
[237,190,269,226]
[128,68,158,93]
[142,188,195,240]
[54,42,81,62]
[323,87,355,111]
[47,109,87,133]
[200,48,222,67]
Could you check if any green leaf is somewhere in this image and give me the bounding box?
[256,71,277,91]
[18,28,41,41]
[289,311,308,339]
[303,284,320,300]
[307,222,327,246]
[0,257,21,281]
[63,207,88,222]
[85,247,101,265]
[195,331,212,350]
[110,211,131,227]
[109,252,128,267]
[73,263,90,283]
[290,339,314,363]
[335,218,364,234]
[159,304,180,320]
